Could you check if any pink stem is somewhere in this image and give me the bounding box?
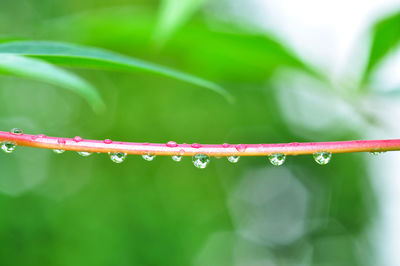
[0,131,398,156]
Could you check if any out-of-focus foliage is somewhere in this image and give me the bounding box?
[0,0,396,265]
[154,0,207,44]
[0,54,104,112]
[363,11,400,84]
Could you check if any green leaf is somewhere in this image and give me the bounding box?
[154,0,207,44]
[362,11,400,85]
[41,7,322,83]
[0,54,105,112]
[0,40,233,103]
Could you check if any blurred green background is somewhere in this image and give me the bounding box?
[2,0,400,265]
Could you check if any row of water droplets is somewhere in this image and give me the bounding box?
[1,128,386,168]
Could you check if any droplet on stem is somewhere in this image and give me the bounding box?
[73,136,83,142]
[191,143,201,149]
[227,155,240,163]
[142,154,155,161]
[10,128,23,135]
[109,152,127,163]
[1,142,16,153]
[172,155,182,162]
[192,154,210,169]
[268,153,286,166]
[313,152,332,165]
[77,151,92,157]
[53,149,65,154]
[235,144,246,152]
[166,141,178,148]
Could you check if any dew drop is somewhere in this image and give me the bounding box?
[142,154,155,161]
[222,143,230,148]
[57,138,66,145]
[227,155,240,163]
[313,152,332,165]
[77,151,92,157]
[268,153,286,166]
[104,139,112,144]
[370,151,384,156]
[10,128,23,135]
[1,142,16,153]
[53,149,65,154]
[166,141,178,148]
[179,149,185,156]
[192,154,210,169]
[191,143,201,149]
[73,136,83,142]
[235,144,246,152]
[172,155,182,162]
[109,152,127,163]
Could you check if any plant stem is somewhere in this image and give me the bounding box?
[0,131,398,156]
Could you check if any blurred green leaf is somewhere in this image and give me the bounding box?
[0,54,104,112]
[41,8,322,83]
[0,40,233,102]
[154,0,206,44]
[362,11,400,85]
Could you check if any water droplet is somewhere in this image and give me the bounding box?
[235,144,246,152]
[227,155,240,163]
[222,143,230,148]
[142,154,155,161]
[10,128,23,135]
[53,149,65,154]
[191,143,201,148]
[73,136,83,142]
[268,153,286,166]
[192,154,210,169]
[179,149,185,156]
[104,139,112,144]
[77,151,92,157]
[109,152,127,163]
[1,142,16,153]
[57,138,66,144]
[370,151,384,156]
[172,155,182,162]
[166,141,178,148]
[313,152,332,165]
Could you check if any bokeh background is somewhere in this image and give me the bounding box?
[1,0,400,265]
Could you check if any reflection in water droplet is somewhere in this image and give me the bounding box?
[73,136,83,142]
[172,155,182,162]
[10,128,23,135]
[192,154,210,169]
[77,151,92,157]
[109,152,127,163]
[142,154,155,161]
[104,139,112,144]
[1,142,16,153]
[166,141,178,147]
[313,152,332,165]
[179,149,185,156]
[53,149,65,154]
[227,155,240,163]
[268,153,286,166]
[57,138,66,145]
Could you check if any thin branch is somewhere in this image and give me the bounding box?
[0,131,398,156]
